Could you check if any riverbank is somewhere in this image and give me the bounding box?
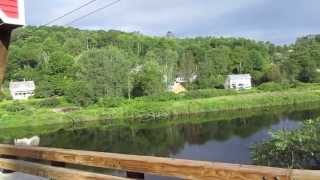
[1,88,320,129]
[1,104,317,171]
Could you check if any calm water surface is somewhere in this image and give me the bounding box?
[37,108,320,165]
[2,107,320,179]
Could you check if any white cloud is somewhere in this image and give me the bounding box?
[25,0,320,44]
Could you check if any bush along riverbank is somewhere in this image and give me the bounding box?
[252,118,320,169]
[2,101,320,143]
[1,88,320,129]
[72,89,320,121]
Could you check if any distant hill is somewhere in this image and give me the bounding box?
[5,26,320,103]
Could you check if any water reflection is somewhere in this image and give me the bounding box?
[37,107,320,165]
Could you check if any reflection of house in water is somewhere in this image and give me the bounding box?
[224,74,252,90]
[9,80,36,100]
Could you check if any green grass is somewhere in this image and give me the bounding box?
[1,87,320,129]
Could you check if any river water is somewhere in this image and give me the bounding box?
[1,106,320,179]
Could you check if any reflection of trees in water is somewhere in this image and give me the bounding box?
[40,126,186,157]
[39,110,299,157]
[286,109,320,122]
[180,114,280,144]
[1,106,318,159]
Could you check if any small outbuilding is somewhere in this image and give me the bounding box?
[9,80,36,100]
[224,74,252,90]
[168,82,187,94]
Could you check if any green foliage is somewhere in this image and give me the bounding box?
[257,82,290,92]
[252,119,320,169]
[183,89,237,99]
[38,97,60,108]
[64,81,96,107]
[135,92,181,102]
[76,47,133,98]
[0,90,12,101]
[6,26,320,106]
[97,96,125,108]
[263,64,283,83]
[131,60,165,97]
[1,86,320,129]
[5,101,27,112]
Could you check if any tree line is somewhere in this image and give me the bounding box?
[5,26,320,105]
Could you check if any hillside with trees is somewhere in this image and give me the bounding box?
[5,26,320,105]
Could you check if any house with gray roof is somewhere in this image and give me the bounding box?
[224,74,252,90]
[9,80,36,100]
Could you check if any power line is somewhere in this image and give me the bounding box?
[65,0,121,26]
[44,0,98,26]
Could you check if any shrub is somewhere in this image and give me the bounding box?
[64,81,96,107]
[5,101,27,112]
[38,97,60,108]
[257,82,290,92]
[292,82,320,90]
[0,90,12,101]
[135,92,181,102]
[252,119,320,169]
[183,89,236,99]
[98,96,125,108]
[0,92,5,102]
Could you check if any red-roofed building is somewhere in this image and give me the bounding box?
[0,0,25,85]
[0,0,25,27]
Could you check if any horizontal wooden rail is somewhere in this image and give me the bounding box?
[0,144,319,180]
[0,158,128,180]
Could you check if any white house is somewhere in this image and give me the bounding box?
[175,74,197,83]
[224,74,252,90]
[9,80,36,100]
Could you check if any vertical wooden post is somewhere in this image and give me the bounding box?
[0,28,12,87]
[0,155,17,174]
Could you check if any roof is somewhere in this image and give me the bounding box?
[0,0,25,26]
[227,74,251,80]
[9,81,35,92]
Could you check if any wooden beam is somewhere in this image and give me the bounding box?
[0,144,299,180]
[292,169,320,180]
[0,28,11,85]
[0,158,129,180]
[0,155,17,173]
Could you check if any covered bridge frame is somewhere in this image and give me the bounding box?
[0,0,25,85]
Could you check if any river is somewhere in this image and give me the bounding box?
[1,106,320,179]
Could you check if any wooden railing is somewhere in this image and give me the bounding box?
[0,144,319,180]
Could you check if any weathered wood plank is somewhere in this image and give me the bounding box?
[292,169,320,180]
[0,144,295,180]
[0,29,11,85]
[0,158,128,180]
[0,155,17,173]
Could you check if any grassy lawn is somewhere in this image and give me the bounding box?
[1,87,320,129]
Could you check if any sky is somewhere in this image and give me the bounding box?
[25,0,320,45]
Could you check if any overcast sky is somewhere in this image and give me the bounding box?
[25,0,320,45]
